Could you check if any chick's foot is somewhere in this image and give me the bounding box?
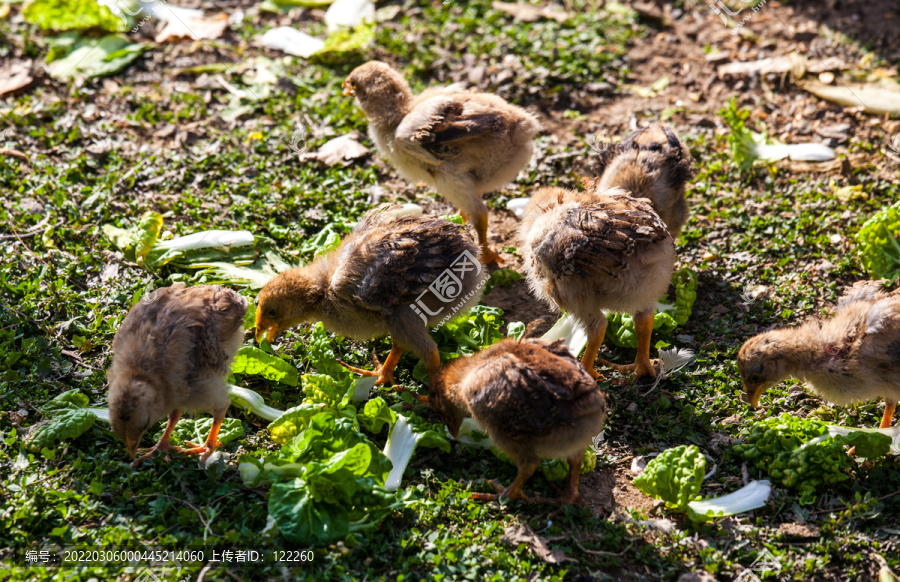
[132,441,183,467]
[471,479,534,504]
[340,346,403,387]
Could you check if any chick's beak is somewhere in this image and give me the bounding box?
[254,323,278,344]
[342,79,355,97]
[741,383,764,408]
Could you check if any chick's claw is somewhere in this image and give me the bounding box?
[471,480,534,504]
[131,441,183,467]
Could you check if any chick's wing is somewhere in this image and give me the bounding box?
[112,284,247,383]
[396,96,509,162]
[533,197,670,280]
[340,213,478,311]
[467,345,604,441]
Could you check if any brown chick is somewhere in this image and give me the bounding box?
[425,338,607,505]
[107,283,247,466]
[519,186,675,379]
[343,61,541,265]
[255,205,486,387]
[738,280,900,428]
[582,124,693,239]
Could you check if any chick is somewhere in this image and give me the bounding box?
[426,338,607,505]
[519,186,675,379]
[255,205,486,387]
[107,283,247,466]
[343,61,541,265]
[738,280,900,428]
[582,124,692,239]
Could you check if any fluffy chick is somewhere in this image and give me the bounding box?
[519,186,675,379]
[582,124,692,239]
[427,338,607,505]
[256,205,486,387]
[738,280,900,428]
[107,283,247,466]
[343,61,540,265]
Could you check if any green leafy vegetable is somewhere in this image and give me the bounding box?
[299,223,345,257]
[413,305,505,383]
[24,390,109,453]
[25,409,96,453]
[604,268,697,348]
[506,321,526,340]
[605,311,678,349]
[231,346,299,387]
[46,33,147,80]
[314,24,376,64]
[856,201,900,282]
[633,445,705,510]
[734,414,892,503]
[671,267,698,325]
[24,0,130,32]
[153,417,244,448]
[102,211,164,263]
[267,403,326,445]
[720,96,768,173]
[490,445,597,482]
[484,268,524,295]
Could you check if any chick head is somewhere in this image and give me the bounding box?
[342,61,410,113]
[108,379,164,458]
[737,332,793,408]
[255,270,316,344]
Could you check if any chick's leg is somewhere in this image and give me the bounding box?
[880,399,897,429]
[182,411,226,462]
[632,309,657,379]
[597,310,658,379]
[340,344,404,386]
[472,460,538,503]
[132,410,183,467]
[536,451,585,506]
[580,317,608,381]
[473,208,503,266]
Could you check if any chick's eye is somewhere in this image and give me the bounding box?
[747,373,763,384]
[266,308,277,319]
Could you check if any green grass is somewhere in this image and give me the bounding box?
[2,0,900,580]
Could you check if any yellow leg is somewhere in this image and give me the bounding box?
[580,319,608,380]
[536,451,585,506]
[132,411,183,466]
[182,411,225,462]
[340,344,405,386]
[633,310,657,379]
[474,211,502,265]
[880,399,897,429]
[471,460,538,503]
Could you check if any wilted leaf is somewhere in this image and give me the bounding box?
[500,523,576,564]
[260,26,325,58]
[312,131,370,166]
[799,80,900,115]
[156,12,229,43]
[0,61,34,96]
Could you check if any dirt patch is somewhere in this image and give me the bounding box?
[580,464,658,518]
